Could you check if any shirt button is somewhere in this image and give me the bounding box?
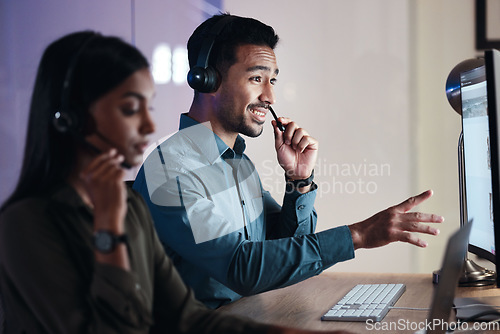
[135,283,141,290]
[297,205,305,210]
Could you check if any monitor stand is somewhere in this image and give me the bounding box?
[458,258,496,286]
[433,132,496,286]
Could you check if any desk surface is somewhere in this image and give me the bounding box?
[218,272,500,333]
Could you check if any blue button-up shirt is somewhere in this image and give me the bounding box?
[134,114,355,308]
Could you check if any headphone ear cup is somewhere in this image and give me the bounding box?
[203,66,219,93]
[187,65,220,93]
[53,111,78,134]
[187,66,207,91]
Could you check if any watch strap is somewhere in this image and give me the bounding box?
[285,169,315,189]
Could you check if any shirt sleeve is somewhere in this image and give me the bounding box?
[263,184,319,239]
[134,165,355,298]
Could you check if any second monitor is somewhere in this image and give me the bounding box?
[458,49,500,286]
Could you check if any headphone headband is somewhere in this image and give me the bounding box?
[55,34,98,133]
[195,15,234,69]
[187,16,234,93]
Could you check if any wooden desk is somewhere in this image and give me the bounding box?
[218,272,500,333]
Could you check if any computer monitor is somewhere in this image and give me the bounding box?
[485,48,500,287]
[460,64,494,262]
[460,49,500,287]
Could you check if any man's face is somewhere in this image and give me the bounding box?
[214,44,279,138]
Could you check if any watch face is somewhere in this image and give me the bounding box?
[94,231,114,253]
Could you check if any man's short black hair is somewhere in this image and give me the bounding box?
[187,13,279,76]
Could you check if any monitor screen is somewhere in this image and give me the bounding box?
[460,64,496,263]
[485,48,500,287]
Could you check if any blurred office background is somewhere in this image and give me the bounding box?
[0,0,495,274]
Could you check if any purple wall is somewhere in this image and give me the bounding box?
[0,0,222,204]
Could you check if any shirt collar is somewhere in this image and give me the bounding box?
[178,113,246,164]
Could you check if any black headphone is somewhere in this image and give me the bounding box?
[187,16,234,93]
[51,33,131,169]
[53,34,97,135]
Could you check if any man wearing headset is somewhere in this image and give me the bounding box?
[133,13,443,309]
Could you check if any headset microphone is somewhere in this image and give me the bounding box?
[93,130,132,169]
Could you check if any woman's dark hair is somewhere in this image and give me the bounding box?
[187,13,279,77]
[1,31,149,210]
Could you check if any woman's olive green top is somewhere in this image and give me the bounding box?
[0,184,269,333]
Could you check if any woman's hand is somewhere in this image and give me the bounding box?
[80,149,130,269]
[80,148,127,233]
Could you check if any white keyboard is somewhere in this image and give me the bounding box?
[321,283,406,322]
